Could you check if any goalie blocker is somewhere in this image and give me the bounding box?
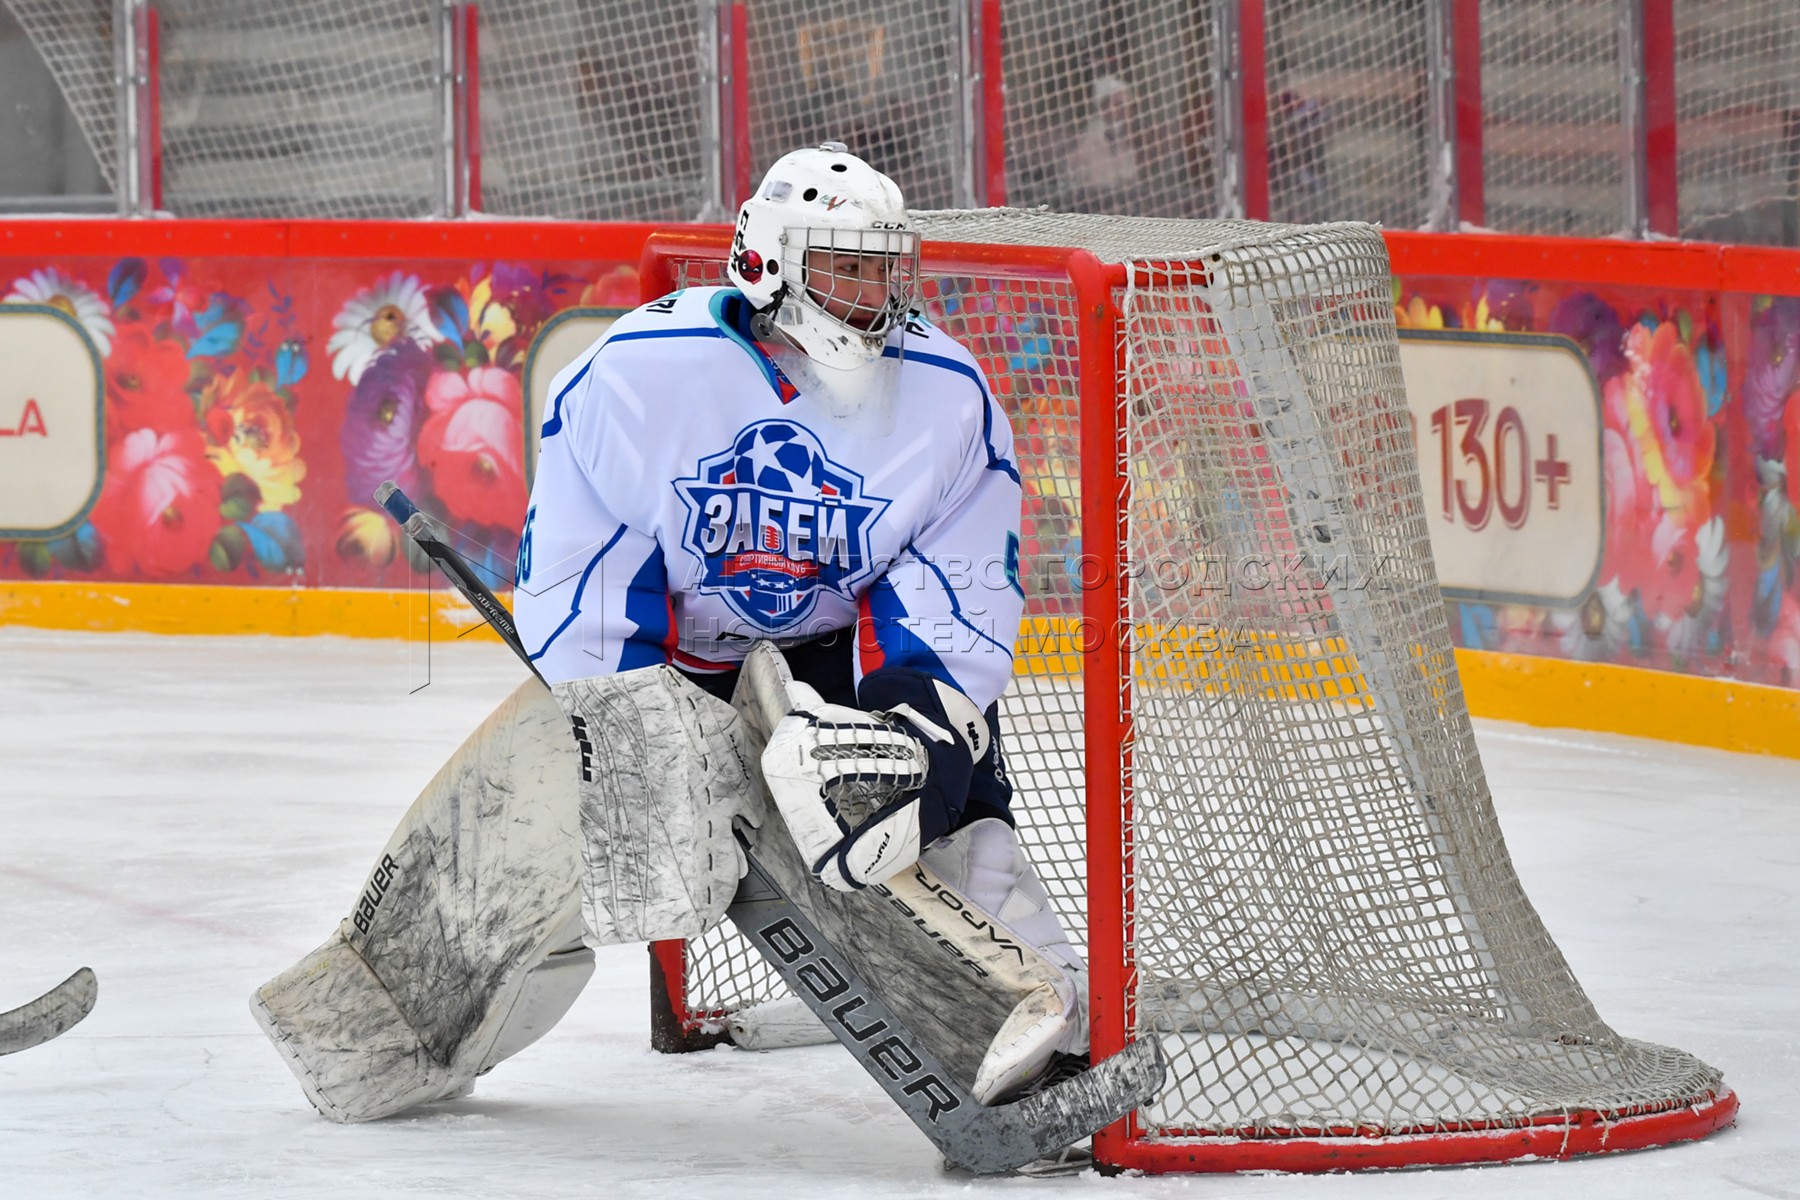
[733,643,1090,1100]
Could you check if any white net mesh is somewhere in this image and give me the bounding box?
[4,0,116,189]
[477,0,708,220]
[745,0,964,210]
[1676,0,1800,245]
[1480,0,1627,237]
[157,0,442,218]
[999,0,1213,217]
[667,210,1728,1150]
[1265,0,1430,227]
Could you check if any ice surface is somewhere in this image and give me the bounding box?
[1,629,1793,1198]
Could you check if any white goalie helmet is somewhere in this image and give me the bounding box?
[728,142,921,375]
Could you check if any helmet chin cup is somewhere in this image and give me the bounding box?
[763,335,903,438]
[728,143,919,374]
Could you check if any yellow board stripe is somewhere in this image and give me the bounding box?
[0,580,502,642]
[4,581,1796,759]
[1452,648,1800,761]
[1017,616,1374,702]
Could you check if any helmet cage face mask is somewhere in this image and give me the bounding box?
[728,144,919,374]
[773,225,921,370]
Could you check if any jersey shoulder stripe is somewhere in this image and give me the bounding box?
[596,285,730,339]
[890,343,985,392]
[539,290,723,440]
[891,321,1021,482]
[595,286,798,404]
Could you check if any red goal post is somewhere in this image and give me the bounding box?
[635,217,1736,1173]
[638,228,1137,1123]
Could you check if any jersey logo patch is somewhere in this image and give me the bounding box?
[675,420,890,633]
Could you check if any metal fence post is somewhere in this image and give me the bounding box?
[1211,0,1266,220]
[1620,0,1648,236]
[1424,0,1458,231]
[972,0,1005,206]
[437,1,456,217]
[459,3,483,216]
[1210,0,1244,219]
[954,0,1005,208]
[698,0,726,221]
[1641,0,1678,236]
[113,0,159,216]
[711,1,752,213]
[1452,0,1483,229]
[1620,0,1675,237]
[953,0,979,209]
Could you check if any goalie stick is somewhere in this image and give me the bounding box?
[375,482,1165,1174]
[0,967,97,1056]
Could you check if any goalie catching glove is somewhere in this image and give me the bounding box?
[761,668,990,891]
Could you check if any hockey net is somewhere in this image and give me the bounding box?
[641,211,1734,1173]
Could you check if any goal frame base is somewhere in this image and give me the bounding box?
[648,940,732,1054]
[1095,1089,1739,1173]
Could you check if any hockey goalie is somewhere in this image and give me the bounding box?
[251,145,1096,1138]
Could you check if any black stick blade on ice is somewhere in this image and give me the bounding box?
[0,967,98,1055]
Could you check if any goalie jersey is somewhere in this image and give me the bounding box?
[516,286,1024,711]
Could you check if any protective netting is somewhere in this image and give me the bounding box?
[668,211,1728,1152]
[4,0,1799,241]
[1103,220,1704,1138]
[1480,0,1627,237]
[1676,0,1800,245]
[999,0,1213,218]
[745,0,963,210]
[4,0,116,188]
[1265,0,1430,228]
[160,0,442,219]
[478,0,708,220]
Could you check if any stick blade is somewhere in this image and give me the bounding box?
[0,967,98,1055]
[951,1037,1165,1174]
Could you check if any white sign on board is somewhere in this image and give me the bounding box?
[0,306,104,539]
[1398,330,1603,604]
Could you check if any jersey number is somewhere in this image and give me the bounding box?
[516,506,536,586]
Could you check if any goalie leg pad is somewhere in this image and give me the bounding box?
[479,908,595,1068]
[920,817,1090,1061]
[254,677,588,1121]
[552,665,758,945]
[252,929,458,1123]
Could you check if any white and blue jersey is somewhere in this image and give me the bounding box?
[515,286,1024,713]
